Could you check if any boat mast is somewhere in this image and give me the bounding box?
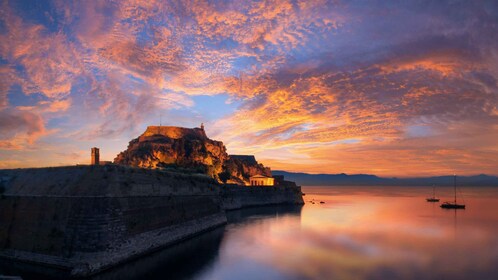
[454,174,456,204]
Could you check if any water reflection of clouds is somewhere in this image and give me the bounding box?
[198,187,498,280]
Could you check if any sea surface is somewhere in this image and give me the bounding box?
[5,186,498,280]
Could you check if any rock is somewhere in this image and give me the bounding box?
[114,126,271,184]
[114,126,227,181]
[223,155,271,185]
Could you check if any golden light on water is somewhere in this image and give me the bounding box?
[197,187,498,279]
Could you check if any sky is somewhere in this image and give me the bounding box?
[0,0,497,177]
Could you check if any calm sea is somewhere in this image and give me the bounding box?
[6,186,498,280]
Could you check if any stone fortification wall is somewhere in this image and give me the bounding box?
[0,165,225,277]
[220,184,304,210]
[1,165,219,197]
[0,165,303,277]
[142,126,207,140]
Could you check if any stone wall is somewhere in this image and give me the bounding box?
[220,184,304,210]
[141,126,207,140]
[0,165,225,277]
[0,165,303,277]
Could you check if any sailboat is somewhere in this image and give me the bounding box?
[440,175,465,209]
[426,185,440,202]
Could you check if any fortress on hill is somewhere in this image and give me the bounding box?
[0,125,303,278]
[112,124,275,186]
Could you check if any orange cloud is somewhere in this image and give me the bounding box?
[0,0,497,175]
[0,109,52,150]
[0,9,82,99]
[209,48,497,176]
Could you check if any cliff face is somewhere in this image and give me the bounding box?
[114,126,227,180]
[114,126,270,184]
[223,155,272,185]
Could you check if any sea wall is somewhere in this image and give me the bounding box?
[0,165,303,277]
[220,184,304,210]
[0,165,226,277]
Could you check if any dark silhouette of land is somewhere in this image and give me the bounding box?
[273,171,498,186]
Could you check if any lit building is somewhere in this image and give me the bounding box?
[91,147,100,165]
[249,175,274,186]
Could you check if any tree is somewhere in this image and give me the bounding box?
[218,171,231,184]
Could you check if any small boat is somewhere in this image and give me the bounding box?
[441,202,465,209]
[440,175,465,209]
[426,185,440,202]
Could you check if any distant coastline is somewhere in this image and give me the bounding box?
[273,171,498,187]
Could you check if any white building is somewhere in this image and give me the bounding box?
[249,175,275,186]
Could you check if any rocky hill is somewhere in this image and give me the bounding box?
[114,126,271,184]
[223,155,271,185]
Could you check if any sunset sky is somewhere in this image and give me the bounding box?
[1,0,497,177]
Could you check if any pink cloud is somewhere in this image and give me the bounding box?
[0,0,496,175]
[0,12,82,99]
[0,108,51,150]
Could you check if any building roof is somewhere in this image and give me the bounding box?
[250,174,272,179]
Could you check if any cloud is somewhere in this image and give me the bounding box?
[43,99,72,113]
[0,0,497,174]
[208,6,498,175]
[0,4,83,99]
[18,99,72,113]
[0,65,14,109]
[0,108,50,150]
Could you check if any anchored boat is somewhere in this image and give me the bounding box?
[440,175,465,209]
[426,185,440,202]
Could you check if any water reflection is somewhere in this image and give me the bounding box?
[97,205,303,280]
[92,227,225,280]
[0,205,303,280]
[3,187,498,280]
[93,205,303,280]
[194,186,498,280]
[0,226,226,280]
[226,205,303,224]
[194,205,304,280]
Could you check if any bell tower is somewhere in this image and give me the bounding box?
[91,147,100,165]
